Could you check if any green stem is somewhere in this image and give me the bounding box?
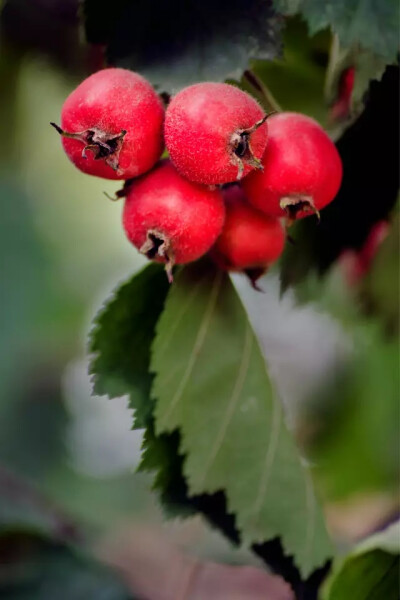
[244,70,283,113]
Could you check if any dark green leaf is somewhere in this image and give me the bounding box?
[0,466,77,541]
[151,260,332,576]
[325,44,388,121]
[275,0,399,63]
[321,521,400,600]
[241,18,331,128]
[83,0,281,91]
[139,424,197,518]
[89,264,169,429]
[0,531,134,600]
[0,472,134,599]
[140,423,241,549]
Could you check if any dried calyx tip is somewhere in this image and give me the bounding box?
[244,267,266,292]
[280,195,320,227]
[140,230,175,283]
[50,122,63,135]
[50,122,127,173]
[231,113,273,180]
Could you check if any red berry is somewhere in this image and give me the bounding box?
[51,68,164,180]
[212,185,285,287]
[242,112,343,222]
[122,160,225,280]
[164,82,268,185]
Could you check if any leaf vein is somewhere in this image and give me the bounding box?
[251,395,282,523]
[157,270,223,431]
[155,274,209,360]
[197,322,253,488]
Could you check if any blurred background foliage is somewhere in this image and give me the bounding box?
[0,0,268,578]
[0,0,159,562]
[0,0,398,598]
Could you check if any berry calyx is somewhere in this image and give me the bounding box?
[50,122,127,172]
[280,194,320,225]
[242,112,343,223]
[122,160,225,281]
[212,185,285,288]
[52,68,164,180]
[164,82,269,185]
[229,114,269,179]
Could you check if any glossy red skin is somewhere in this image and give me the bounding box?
[164,82,268,185]
[60,68,164,180]
[242,113,343,219]
[123,161,225,264]
[212,186,285,271]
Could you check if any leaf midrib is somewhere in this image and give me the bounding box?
[156,270,223,432]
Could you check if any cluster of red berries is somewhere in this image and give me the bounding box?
[52,67,343,285]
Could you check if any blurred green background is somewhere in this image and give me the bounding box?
[0,36,153,529]
[0,3,398,595]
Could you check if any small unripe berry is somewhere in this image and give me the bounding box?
[212,186,285,287]
[51,68,164,180]
[242,112,343,222]
[123,160,225,281]
[340,220,389,285]
[164,82,268,185]
[330,66,355,122]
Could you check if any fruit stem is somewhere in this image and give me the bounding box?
[244,70,283,113]
[103,180,134,202]
[324,33,341,103]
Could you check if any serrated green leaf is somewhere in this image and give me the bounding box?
[321,521,400,600]
[275,0,399,63]
[89,264,169,429]
[83,0,281,92]
[151,260,332,576]
[139,424,182,501]
[139,424,197,519]
[140,424,243,542]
